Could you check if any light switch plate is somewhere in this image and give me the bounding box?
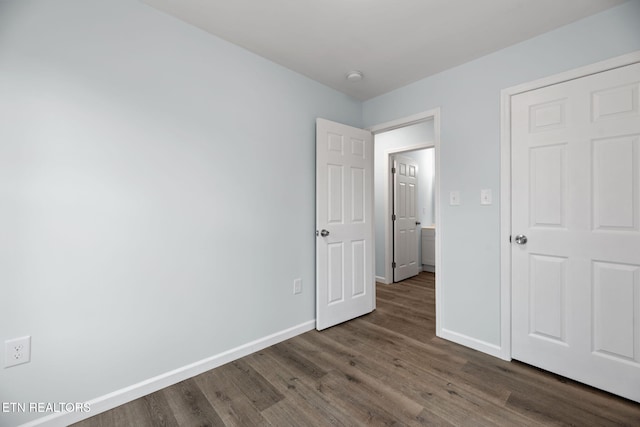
[449,191,460,206]
[293,278,302,295]
[481,189,492,205]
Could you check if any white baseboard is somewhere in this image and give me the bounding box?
[438,328,507,361]
[22,320,316,427]
[375,275,390,284]
[422,265,435,273]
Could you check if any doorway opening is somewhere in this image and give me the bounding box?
[368,108,442,337]
[389,149,435,282]
[370,116,438,285]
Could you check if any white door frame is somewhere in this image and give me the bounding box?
[499,50,640,361]
[368,108,442,329]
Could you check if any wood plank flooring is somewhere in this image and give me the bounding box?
[75,273,640,426]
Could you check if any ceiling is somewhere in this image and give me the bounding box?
[143,0,626,100]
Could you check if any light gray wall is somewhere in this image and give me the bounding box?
[405,148,436,228]
[373,121,434,278]
[0,0,361,425]
[363,0,640,346]
[2,0,640,424]
[399,148,436,272]
[420,148,437,272]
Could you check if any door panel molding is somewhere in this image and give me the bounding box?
[316,118,374,330]
[392,154,420,282]
[500,50,640,363]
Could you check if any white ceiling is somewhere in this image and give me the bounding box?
[143,0,626,100]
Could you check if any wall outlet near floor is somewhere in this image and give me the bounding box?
[293,278,302,295]
[4,336,31,368]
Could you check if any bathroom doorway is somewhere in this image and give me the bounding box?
[371,117,437,285]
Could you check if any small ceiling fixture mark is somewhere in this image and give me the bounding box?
[346,71,363,82]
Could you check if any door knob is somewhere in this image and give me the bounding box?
[514,234,527,245]
[320,229,330,237]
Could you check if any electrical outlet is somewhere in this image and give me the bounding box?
[449,191,460,206]
[293,278,302,295]
[480,189,492,205]
[5,336,31,368]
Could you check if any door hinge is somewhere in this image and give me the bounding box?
[509,235,512,243]
[392,261,396,268]
[391,167,396,174]
[392,214,396,221]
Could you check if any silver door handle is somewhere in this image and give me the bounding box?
[320,229,330,237]
[514,234,527,245]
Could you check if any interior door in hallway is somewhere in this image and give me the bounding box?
[511,62,640,402]
[316,118,375,330]
[393,154,420,282]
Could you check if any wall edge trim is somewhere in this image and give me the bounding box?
[375,275,390,284]
[20,320,316,427]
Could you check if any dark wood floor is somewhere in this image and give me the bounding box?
[76,272,640,426]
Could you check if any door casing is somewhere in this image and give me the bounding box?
[500,50,640,361]
[368,108,442,334]
[383,144,433,284]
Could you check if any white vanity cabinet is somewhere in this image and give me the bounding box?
[421,227,435,272]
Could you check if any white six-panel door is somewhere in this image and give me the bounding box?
[316,118,374,330]
[393,154,420,282]
[511,62,640,402]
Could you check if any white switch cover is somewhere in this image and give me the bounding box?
[449,191,460,206]
[480,189,492,205]
[293,278,302,295]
